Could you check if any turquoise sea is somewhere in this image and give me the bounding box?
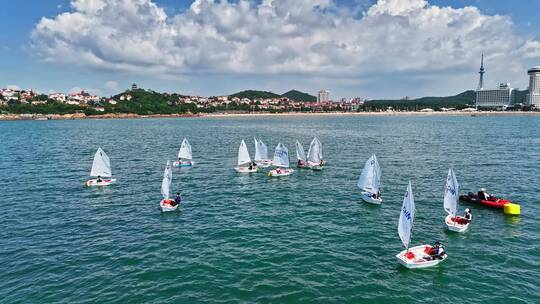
[1,115,539,303]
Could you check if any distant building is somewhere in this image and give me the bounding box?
[317,90,329,103]
[131,83,138,91]
[526,66,540,108]
[476,83,516,107]
[49,93,66,103]
[475,55,515,108]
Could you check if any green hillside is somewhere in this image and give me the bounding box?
[364,90,476,110]
[229,90,280,100]
[229,89,316,101]
[282,90,317,102]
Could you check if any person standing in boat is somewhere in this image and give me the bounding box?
[97,175,102,183]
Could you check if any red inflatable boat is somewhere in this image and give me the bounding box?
[459,193,512,209]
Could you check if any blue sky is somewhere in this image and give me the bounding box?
[1,0,540,99]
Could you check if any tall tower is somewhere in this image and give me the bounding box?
[477,53,485,91]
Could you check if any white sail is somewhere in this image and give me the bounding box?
[307,137,321,164]
[237,139,251,166]
[178,138,192,160]
[443,168,459,216]
[315,137,323,160]
[254,137,269,161]
[161,160,172,199]
[296,141,307,161]
[272,143,290,168]
[90,147,112,177]
[398,181,415,249]
[357,154,381,194]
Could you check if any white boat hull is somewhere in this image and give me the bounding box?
[173,160,194,167]
[361,191,382,205]
[396,245,447,269]
[160,199,179,212]
[254,160,272,168]
[86,178,116,187]
[268,168,294,177]
[234,166,258,173]
[445,214,470,233]
[306,161,324,170]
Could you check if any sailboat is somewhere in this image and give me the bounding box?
[358,154,382,204]
[268,143,294,177]
[86,147,116,186]
[173,138,194,167]
[160,160,178,212]
[254,137,272,167]
[396,182,447,269]
[444,169,469,232]
[307,137,324,169]
[295,141,309,169]
[234,139,258,173]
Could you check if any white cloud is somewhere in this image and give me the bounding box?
[31,0,540,97]
[6,85,20,90]
[103,80,120,93]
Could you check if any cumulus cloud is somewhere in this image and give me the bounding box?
[31,0,540,96]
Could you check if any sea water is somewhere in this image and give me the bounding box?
[1,115,538,303]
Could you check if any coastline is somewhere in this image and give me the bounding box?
[1,111,540,121]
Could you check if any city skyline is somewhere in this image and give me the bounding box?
[1,0,540,99]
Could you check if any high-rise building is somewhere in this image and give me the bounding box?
[526,66,540,108]
[476,83,515,107]
[317,90,329,103]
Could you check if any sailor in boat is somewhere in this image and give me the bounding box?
[478,188,491,200]
[248,161,257,171]
[427,241,446,260]
[276,167,282,174]
[97,175,102,183]
[463,208,472,223]
[171,192,181,207]
[372,191,381,199]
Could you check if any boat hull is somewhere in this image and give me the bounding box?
[254,160,272,168]
[459,194,511,209]
[234,166,258,173]
[160,199,179,212]
[268,168,294,177]
[445,214,470,233]
[396,245,447,269]
[361,191,382,205]
[86,178,116,187]
[173,160,194,167]
[297,162,310,169]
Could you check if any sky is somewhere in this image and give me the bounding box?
[1,0,540,99]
